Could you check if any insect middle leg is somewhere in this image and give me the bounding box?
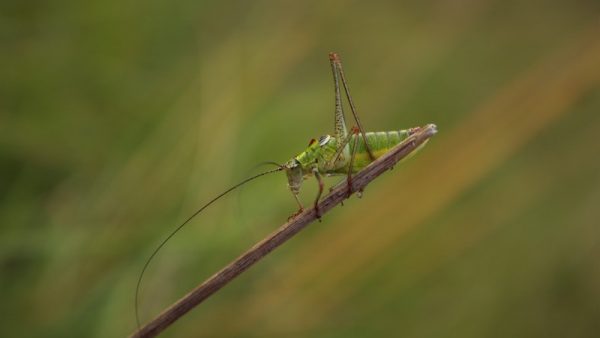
[312,167,324,221]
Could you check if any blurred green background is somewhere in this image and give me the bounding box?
[2,0,600,337]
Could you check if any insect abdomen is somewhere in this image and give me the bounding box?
[355,130,411,155]
[344,130,413,172]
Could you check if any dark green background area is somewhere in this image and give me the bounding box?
[1,1,599,337]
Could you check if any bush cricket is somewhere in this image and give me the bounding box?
[134,52,437,330]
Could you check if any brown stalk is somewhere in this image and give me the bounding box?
[131,124,437,338]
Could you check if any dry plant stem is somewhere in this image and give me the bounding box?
[131,124,437,338]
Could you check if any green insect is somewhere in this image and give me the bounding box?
[135,52,436,330]
[283,52,435,218]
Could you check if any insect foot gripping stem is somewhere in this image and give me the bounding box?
[314,206,322,222]
[288,206,304,221]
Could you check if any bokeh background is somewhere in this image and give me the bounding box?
[2,0,600,337]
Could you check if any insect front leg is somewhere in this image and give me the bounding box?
[287,190,305,221]
[292,193,303,212]
[286,162,305,219]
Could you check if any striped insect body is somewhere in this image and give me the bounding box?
[135,53,437,333]
[283,53,435,217]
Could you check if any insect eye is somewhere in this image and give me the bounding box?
[318,135,331,146]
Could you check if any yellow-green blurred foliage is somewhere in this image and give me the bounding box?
[2,0,599,337]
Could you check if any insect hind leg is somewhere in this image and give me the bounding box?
[330,52,348,141]
[329,52,375,161]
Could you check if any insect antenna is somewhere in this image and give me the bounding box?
[234,161,285,230]
[135,166,283,332]
[249,161,284,170]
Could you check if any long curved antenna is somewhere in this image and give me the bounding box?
[235,161,285,233]
[135,166,283,332]
[252,161,284,169]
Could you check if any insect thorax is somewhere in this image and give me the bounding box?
[294,136,340,172]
